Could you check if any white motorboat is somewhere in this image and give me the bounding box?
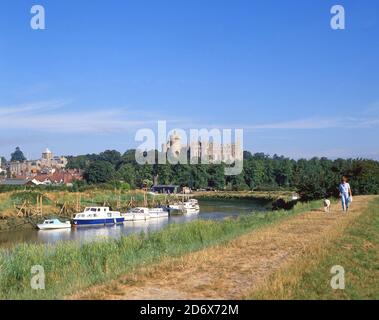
[149,207,169,218]
[122,207,150,221]
[37,219,71,230]
[169,199,200,215]
[182,199,200,214]
[72,207,124,226]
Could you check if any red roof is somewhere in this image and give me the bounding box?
[33,170,82,184]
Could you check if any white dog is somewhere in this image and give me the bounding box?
[323,199,331,212]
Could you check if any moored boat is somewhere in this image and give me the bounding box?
[149,207,169,218]
[182,199,200,214]
[122,207,150,221]
[168,199,200,215]
[73,207,124,226]
[37,219,71,230]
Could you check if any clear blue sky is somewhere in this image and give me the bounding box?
[1,0,378,160]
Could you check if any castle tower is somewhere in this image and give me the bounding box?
[42,148,53,161]
[169,131,181,157]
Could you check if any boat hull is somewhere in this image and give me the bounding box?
[149,212,169,218]
[183,209,200,215]
[37,224,71,230]
[73,218,124,226]
[123,214,149,221]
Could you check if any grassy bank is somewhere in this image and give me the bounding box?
[0,190,168,231]
[0,200,320,299]
[193,190,295,201]
[249,197,379,300]
[0,189,288,231]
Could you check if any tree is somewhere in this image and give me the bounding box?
[156,164,172,185]
[207,165,225,190]
[98,150,122,167]
[117,163,137,188]
[83,161,115,184]
[66,155,90,169]
[63,148,379,200]
[11,147,26,162]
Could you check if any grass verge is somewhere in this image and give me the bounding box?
[249,197,379,300]
[0,200,321,299]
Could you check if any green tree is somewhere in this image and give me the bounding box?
[83,161,115,184]
[207,165,225,190]
[66,155,90,169]
[156,164,172,185]
[117,163,137,188]
[98,150,122,167]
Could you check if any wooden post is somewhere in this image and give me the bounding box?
[117,192,121,210]
[76,193,81,212]
[40,194,43,216]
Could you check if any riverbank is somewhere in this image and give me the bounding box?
[193,190,298,210]
[0,190,291,232]
[0,200,319,299]
[70,195,376,300]
[0,189,166,231]
[193,190,295,201]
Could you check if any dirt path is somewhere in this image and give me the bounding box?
[71,195,374,300]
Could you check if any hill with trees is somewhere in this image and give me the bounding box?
[66,149,379,200]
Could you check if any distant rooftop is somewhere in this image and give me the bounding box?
[0,178,30,185]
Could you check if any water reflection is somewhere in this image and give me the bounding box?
[0,199,267,248]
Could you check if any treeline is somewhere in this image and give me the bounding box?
[65,150,379,200]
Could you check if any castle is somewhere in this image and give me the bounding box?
[162,131,243,163]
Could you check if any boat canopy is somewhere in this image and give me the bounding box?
[84,207,109,212]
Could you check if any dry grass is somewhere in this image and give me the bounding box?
[249,195,379,300]
[71,195,374,300]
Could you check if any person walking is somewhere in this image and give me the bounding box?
[339,176,353,212]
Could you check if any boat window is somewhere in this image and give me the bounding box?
[98,208,101,212]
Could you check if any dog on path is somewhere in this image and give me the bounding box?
[323,199,331,213]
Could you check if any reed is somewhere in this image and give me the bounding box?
[0,200,320,299]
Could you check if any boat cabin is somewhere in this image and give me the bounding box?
[84,207,110,213]
[42,219,61,225]
[75,207,120,218]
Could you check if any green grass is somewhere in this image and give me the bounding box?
[0,200,320,299]
[256,197,379,300]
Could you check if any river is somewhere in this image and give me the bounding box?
[0,199,269,248]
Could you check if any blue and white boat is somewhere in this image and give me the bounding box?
[73,207,124,226]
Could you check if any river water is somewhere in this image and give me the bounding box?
[0,199,269,248]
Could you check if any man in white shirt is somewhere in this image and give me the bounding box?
[339,176,353,212]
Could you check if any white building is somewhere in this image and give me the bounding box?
[9,148,68,176]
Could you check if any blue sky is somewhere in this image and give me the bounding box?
[1,0,378,160]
